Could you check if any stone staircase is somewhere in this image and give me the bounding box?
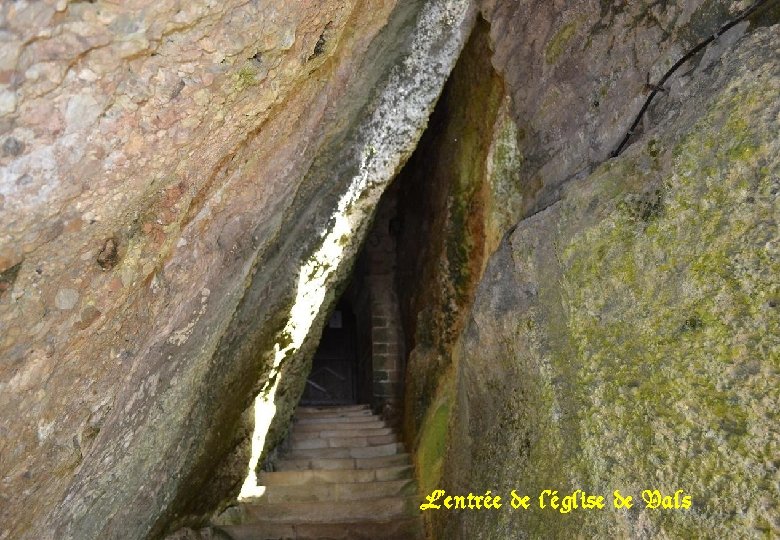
[214,404,424,540]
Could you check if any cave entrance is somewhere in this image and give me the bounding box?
[238,9,507,512]
[299,180,406,419]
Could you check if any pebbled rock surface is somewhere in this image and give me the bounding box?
[0,0,474,538]
[394,1,780,537]
[480,0,776,214]
[442,25,779,538]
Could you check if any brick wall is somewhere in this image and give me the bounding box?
[365,183,405,424]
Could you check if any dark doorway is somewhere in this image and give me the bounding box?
[301,301,358,405]
[298,182,406,414]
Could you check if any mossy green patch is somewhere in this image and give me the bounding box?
[416,376,453,496]
[448,30,780,538]
[555,63,779,536]
[545,21,578,64]
[399,17,510,447]
[235,66,258,91]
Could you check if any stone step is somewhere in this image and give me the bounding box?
[211,404,419,538]
[254,479,416,504]
[294,414,382,426]
[296,408,373,419]
[290,426,394,441]
[296,404,371,415]
[293,420,386,432]
[285,442,404,459]
[274,453,412,471]
[217,516,424,540]
[289,433,398,450]
[295,409,378,420]
[294,411,376,422]
[238,496,420,523]
[260,465,414,486]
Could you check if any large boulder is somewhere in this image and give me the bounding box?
[0,1,474,538]
[442,25,779,538]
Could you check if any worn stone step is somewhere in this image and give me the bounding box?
[274,453,412,471]
[290,433,398,450]
[254,479,416,504]
[293,420,386,432]
[238,496,419,523]
[217,516,424,540]
[296,407,373,419]
[294,411,376,422]
[290,426,394,441]
[285,442,404,459]
[294,414,382,426]
[296,404,371,415]
[260,465,413,486]
[295,408,374,418]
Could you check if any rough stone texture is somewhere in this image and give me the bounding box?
[399,0,771,457]
[391,2,780,537]
[442,26,779,538]
[0,1,475,538]
[3,0,777,538]
[480,0,775,214]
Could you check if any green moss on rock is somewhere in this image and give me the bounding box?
[416,381,453,496]
[235,66,258,91]
[446,27,780,539]
[545,21,578,64]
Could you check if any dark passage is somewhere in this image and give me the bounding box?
[301,300,358,405]
[299,179,408,423]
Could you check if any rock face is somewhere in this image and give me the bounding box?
[439,25,779,539]
[391,1,779,538]
[0,1,474,538]
[479,0,778,211]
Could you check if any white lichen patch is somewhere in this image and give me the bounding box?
[37,419,56,442]
[167,288,210,345]
[55,288,80,310]
[64,93,102,135]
